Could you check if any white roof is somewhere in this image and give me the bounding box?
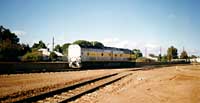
[146,56,158,61]
[38,48,50,56]
[38,48,64,57]
[53,51,64,57]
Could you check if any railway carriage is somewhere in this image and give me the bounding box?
[68,44,135,68]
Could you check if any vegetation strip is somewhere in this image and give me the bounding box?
[12,73,118,103]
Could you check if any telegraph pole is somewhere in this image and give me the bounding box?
[183,46,185,51]
[159,46,162,62]
[52,36,54,51]
[159,46,162,55]
[145,47,147,57]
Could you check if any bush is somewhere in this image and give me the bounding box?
[136,57,156,63]
[21,51,43,62]
[49,52,58,61]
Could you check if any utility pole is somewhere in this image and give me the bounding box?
[159,46,162,55]
[159,46,162,62]
[52,36,54,51]
[145,47,147,57]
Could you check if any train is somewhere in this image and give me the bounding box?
[68,44,135,68]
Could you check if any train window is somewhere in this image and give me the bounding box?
[115,54,117,57]
[120,54,122,57]
[109,53,111,56]
[101,53,104,56]
[87,52,89,56]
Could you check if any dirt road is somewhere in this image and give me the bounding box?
[0,69,125,99]
[72,65,200,103]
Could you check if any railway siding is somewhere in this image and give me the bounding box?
[0,69,127,103]
[10,71,132,103]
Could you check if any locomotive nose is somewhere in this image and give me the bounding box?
[71,57,77,62]
[69,57,81,68]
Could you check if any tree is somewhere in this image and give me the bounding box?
[0,26,22,61]
[54,44,62,53]
[0,26,19,44]
[32,40,47,49]
[73,40,104,49]
[62,43,71,55]
[20,43,31,56]
[21,51,43,62]
[180,50,188,59]
[158,54,162,62]
[90,41,104,48]
[49,52,58,61]
[167,46,178,61]
[132,49,143,59]
[190,55,197,59]
[73,40,92,48]
[149,53,157,57]
[161,55,168,62]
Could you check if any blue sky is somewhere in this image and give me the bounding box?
[1,0,200,56]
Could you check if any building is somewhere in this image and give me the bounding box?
[190,57,200,63]
[146,55,158,61]
[38,48,64,61]
[38,48,50,60]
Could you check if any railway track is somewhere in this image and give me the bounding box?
[13,71,132,103]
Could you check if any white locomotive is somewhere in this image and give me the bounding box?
[68,44,135,68]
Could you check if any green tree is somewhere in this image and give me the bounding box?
[132,49,143,59]
[0,26,22,61]
[54,44,62,53]
[180,50,188,59]
[32,40,47,49]
[190,55,197,59]
[62,43,71,55]
[161,55,168,62]
[73,40,92,48]
[190,55,197,58]
[90,41,104,48]
[149,53,157,57]
[49,52,58,61]
[158,54,162,62]
[167,46,178,61]
[21,51,43,62]
[0,26,19,44]
[20,43,31,56]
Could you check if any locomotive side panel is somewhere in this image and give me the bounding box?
[81,48,131,62]
[68,44,134,68]
[81,48,112,62]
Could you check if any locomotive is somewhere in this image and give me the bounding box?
[68,44,135,68]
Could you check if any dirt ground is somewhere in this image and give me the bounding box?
[72,64,200,103]
[0,69,125,99]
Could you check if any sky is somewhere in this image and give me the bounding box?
[0,0,200,56]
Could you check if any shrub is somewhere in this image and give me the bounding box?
[136,57,156,63]
[49,52,58,61]
[21,51,43,62]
